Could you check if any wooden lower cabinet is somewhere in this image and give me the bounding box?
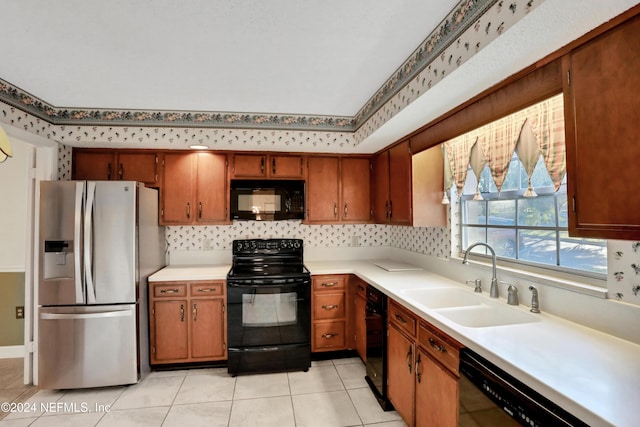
[149,280,226,365]
[387,298,461,427]
[312,275,349,352]
[353,278,367,362]
[387,323,416,426]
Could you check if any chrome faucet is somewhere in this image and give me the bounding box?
[529,285,541,313]
[462,242,499,298]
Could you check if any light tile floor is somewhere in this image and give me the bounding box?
[0,357,407,427]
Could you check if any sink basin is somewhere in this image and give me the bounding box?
[402,287,482,309]
[437,305,541,328]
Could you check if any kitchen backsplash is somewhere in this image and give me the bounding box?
[608,240,640,305]
[165,222,450,259]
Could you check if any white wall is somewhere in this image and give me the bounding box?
[0,133,30,271]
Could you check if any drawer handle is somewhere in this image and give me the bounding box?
[428,338,446,353]
[160,288,180,294]
[197,288,218,293]
[394,312,407,324]
[321,282,338,287]
[321,304,339,310]
[357,285,365,292]
[322,333,339,339]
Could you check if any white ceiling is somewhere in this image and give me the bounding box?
[1,0,458,116]
[1,0,639,153]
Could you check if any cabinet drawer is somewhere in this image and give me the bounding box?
[152,284,187,298]
[388,300,416,338]
[418,321,461,375]
[312,275,346,291]
[313,292,346,320]
[190,282,224,297]
[313,321,346,350]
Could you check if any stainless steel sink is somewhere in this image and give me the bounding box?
[436,304,540,328]
[401,287,482,309]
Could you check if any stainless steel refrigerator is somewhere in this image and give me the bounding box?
[38,181,165,389]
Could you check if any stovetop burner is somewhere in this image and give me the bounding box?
[227,238,309,283]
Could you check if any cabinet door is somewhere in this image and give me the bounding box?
[162,153,195,224]
[152,300,189,362]
[387,324,415,426]
[372,151,390,223]
[388,141,412,225]
[341,157,371,222]
[271,155,304,178]
[196,152,228,223]
[415,348,458,427]
[118,152,159,187]
[190,298,226,360]
[231,154,266,178]
[412,145,446,227]
[354,292,367,362]
[73,150,116,180]
[306,157,340,223]
[564,15,640,239]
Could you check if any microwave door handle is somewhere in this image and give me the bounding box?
[84,182,97,304]
[73,182,85,304]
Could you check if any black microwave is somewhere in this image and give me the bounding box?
[230,179,305,221]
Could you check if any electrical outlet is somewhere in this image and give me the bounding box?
[203,239,214,250]
[16,306,24,319]
[351,235,361,247]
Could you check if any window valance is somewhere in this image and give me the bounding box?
[443,94,565,200]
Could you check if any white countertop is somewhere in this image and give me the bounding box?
[149,264,230,281]
[149,260,640,426]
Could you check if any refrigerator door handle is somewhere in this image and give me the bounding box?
[73,182,85,304]
[40,310,133,320]
[84,182,97,304]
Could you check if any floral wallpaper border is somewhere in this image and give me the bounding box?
[0,0,544,141]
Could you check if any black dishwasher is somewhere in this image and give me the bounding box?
[364,285,393,410]
[460,349,590,427]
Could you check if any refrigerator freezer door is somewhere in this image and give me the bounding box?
[88,181,137,304]
[38,305,138,389]
[39,181,86,306]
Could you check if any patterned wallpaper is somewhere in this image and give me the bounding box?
[165,222,451,258]
[608,240,640,305]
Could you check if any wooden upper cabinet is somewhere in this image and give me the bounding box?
[162,152,196,224]
[231,153,304,178]
[388,141,412,225]
[195,152,228,223]
[307,156,371,224]
[162,152,227,225]
[412,145,446,227]
[373,141,412,225]
[73,149,160,187]
[117,152,160,187]
[340,157,371,223]
[373,151,390,223]
[231,154,266,178]
[307,156,340,223]
[271,155,304,178]
[73,150,116,181]
[564,13,640,239]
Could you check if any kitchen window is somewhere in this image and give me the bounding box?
[456,156,607,276]
[444,94,607,279]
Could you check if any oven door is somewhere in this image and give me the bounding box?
[227,279,311,348]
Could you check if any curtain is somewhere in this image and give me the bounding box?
[443,94,565,197]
